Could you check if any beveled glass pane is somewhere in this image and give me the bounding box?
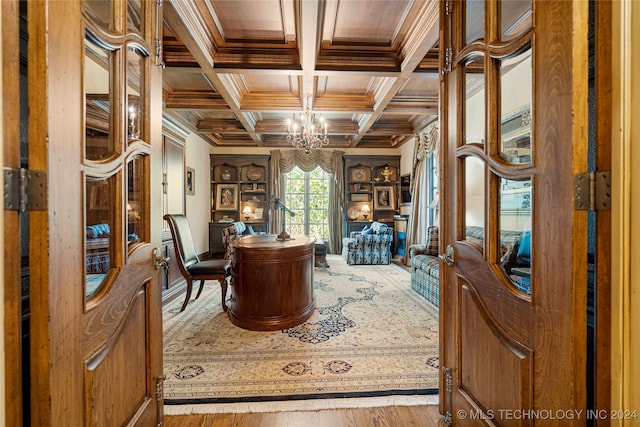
[465,54,486,147]
[85,35,114,161]
[85,0,113,29]
[85,176,114,298]
[127,46,144,141]
[465,0,484,44]
[499,178,532,294]
[127,0,143,33]
[464,156,485,250]
[500,49,532,164]
[127,155,145,246]
[500,0,532,41]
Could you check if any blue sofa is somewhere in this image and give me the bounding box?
[409,225,530,308]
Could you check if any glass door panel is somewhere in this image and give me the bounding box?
[126,45,145,142]
[500,49,532,163]
[500,0,532,41]
[465,54,486,147]
[499,177,532,294]
[85,34,114,161]
[127,154,146,247]
[127,0,143,33]
[85,176,115,298]
[463,156,485,251]
[465,0,484,45]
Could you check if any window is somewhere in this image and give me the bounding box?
[284,166,330,240]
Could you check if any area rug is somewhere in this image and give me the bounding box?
[163,255,440,405]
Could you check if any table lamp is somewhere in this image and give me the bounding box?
[361,204,371,220]
[242,206,252,220]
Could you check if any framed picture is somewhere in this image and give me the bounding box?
[351,167,368,182]
[186,167,195,195]
[215,184,238,210]
[253,207,264,220]
[374,186,395,210]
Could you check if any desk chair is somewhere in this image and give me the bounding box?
[164,214,231,312]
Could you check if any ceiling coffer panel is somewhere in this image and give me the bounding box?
[162,0,440,149]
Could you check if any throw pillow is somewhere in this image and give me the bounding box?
[361,225,373,234]
[424,226,439,256]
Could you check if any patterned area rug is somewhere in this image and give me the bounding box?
[163,255,439,405]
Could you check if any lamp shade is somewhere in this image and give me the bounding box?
[242,206,252,215]
[361,204,371,213]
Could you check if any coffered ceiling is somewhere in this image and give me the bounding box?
[161,0,440,149]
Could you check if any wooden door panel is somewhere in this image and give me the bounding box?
[86,288,149,425]
[458,279,533,414]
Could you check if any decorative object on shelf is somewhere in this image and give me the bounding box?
[286,96,329,154]
[246,166,263,181]
[374,177,382,183]
[351,193,368,202]
[361,204,371,220]
[253,207,264,220]
[215,184,238,210]
[348,208,359,220]
[381,166,393,182]
[242,206,252,220]
[374,186,395,210]
[351,167,367,182]
[221,169,231,181]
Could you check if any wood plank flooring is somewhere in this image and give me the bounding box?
[164,405,443,427]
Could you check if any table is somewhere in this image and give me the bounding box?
[228,234,315,331]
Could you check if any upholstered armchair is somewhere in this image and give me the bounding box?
[221,221,255,260]
[341,221,394,265]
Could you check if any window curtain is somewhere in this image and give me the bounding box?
[269,149,345,254]
[405,121,439,266]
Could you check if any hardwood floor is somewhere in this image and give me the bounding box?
[164,405,443,426]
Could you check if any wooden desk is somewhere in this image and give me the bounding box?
[228,234,315,331]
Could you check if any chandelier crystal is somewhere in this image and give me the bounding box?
[286,99,329,154]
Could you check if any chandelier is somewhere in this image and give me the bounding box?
[286,99,329,154]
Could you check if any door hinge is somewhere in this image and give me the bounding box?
[4,167,46,211]
[574,171,611,211]
[443,47,453,75]
[156,375,166,427]
[443,366,453,426]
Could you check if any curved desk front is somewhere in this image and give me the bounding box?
[228,234,315,331]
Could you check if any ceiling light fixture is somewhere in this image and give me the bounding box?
[286,97,329,154]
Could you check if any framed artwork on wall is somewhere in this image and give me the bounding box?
[186,167,195,195]
[215,184,238,210]
[374,186,395,210]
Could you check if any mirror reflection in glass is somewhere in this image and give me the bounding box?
[464,156,485,251]
[126,46,144,141]
[499,177,532,294]
[500,0,532,41]
[85,176,114,298]
[465,0,484,45]
[127,0,143,33]
[127,155,145,246]
[465,54,485,147]
[500,49,532,164]
[85,34,113,161]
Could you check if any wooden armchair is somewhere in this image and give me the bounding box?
[164,214,231,312]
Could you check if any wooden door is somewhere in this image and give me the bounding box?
[439,1,588,424]
[26,1,164,425]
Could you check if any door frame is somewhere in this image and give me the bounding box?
[610,0,640,418]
